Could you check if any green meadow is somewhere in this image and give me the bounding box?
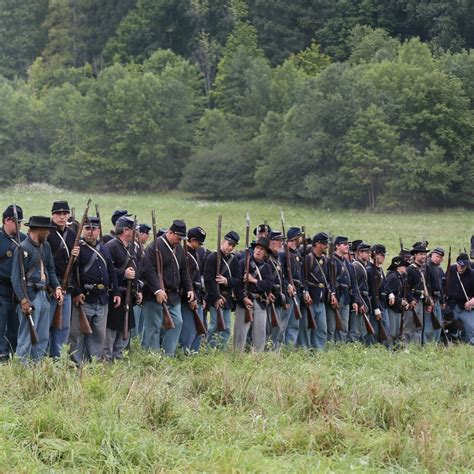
[0,184,472,472]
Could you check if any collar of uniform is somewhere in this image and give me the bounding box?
[26,235,41,248]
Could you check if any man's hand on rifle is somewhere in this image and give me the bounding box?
[55,287,64,305]
[73,294,86,306]
[187,290,195,302]
[244,273,257,284]
[267,293,276,304]
[359,304,367,315]
[215,297,225,309]
[125,267,135,280]
[71,245,80,258]
[330,293,338,307]
[426,305,433,313]
[374,308,382,320]
[401,298,409,310]
[243,297,253,311]
[303,291,312,305]
[465,298,474,311]
[409,299,417,309]
[155,289,167,304]
[20,298,32,315]
[287,284,295,297]
[352,302,358,313]
[113,295,121,308]
[215,274,227,286]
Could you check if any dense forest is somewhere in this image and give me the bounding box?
[0,0,473,208]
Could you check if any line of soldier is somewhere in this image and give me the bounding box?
[1,202,473,364]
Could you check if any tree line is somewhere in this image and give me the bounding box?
[0,0,472,209]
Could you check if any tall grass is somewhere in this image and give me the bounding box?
[0,342,472,471]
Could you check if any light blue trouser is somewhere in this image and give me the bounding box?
[271,297,300,349]
[348,309,365,343]
[297,302,328,350]
[49,292,72,357]
[69,302,108,364]
[130,305,143,340]
[0,295,17,356]
[326,303,350,343]
[234,301,267,352]
[207,306,231,349]
[179,304,204,352]
[421,301,439,344]
[388,308,401,340]
[16,290,51,361]
[453,306,474,344]
[141,300,183,355]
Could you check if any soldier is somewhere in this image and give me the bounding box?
[104,216,141,360]
[278,227,308,347]
[268,231,286,349]
[254,224,271,240]
[102,209,130,244]
[367,244,390,345]
[11,216,63,361]
[203,230,240,349]
[179,226,207,352]
[428,247,446,341]
[234,237,273,352]
[445,253,474,344]
[0,205,26,359]
[385,256,410,342]
[326,236,358,343]
[69,217,121,364]
[141,220,193,355]
[349,242,372,343]
[48,200,80,357]
[304,232,332,349]
[406,243,440,344]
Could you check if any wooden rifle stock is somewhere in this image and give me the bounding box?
[53,198,92,330]
[269,301,280,328]
[78,303,93,334]
[122,215,137,340]
[284,239,301,319]
[183,241,207,336]
[362,312,375,335]
[244,211,253,324]
[13,205,39,345]
[302,226,316,330]
[421,261,441,331]
[215,215,227,332]
[412,307,423,329]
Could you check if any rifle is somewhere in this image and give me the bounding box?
[399,237,404,257]
[122,216,137,340]
[372,262,388,342]
[444,246,452,292]
[52,199,91,330]
[399,274,407,341]
[302,226,316,330]
[12,205,39,345]
[243,211,253,324]
[280,212,301,320]
[215,215,227,332]
[182,240,207,336]
[422,260,441,331]
[151,211,175,330]
[78,302,93,335]
[327,236,344,331]
[95,204,103,242]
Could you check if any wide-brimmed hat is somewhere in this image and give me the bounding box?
[24,216,56,229]
[251,237,271,253]
[387,256,410,271]
[411,244,429,255]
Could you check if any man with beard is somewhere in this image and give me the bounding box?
[234,237,273,352]
[304,232,332,349]
[0,205,26,358]
[47,201,80,357]
[69,217,121,364]
[11,216,63,361]
[141,220,193,355]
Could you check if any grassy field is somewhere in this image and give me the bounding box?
[0,184,473,472]
[2,183,473,260]
[0,343,472,472]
